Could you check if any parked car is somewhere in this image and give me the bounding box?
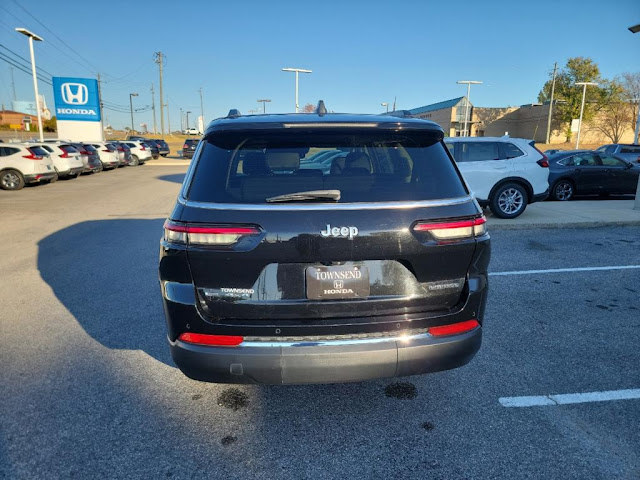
[89,142,120,170]
[183,127,200,135]
[547,150,639,200]
[144,141,160,159]
[155,139,170,157]
[33,143,85,179]
[110,141,132,166]
[160,108,490,384]
[60,143,102,173]
[127,137,170,157]
[119,140,151,165]
[595,144,640,164]
[0,143,57,190]
[444,137,549,218]
[181,138,199,159]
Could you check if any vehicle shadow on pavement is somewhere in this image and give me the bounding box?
[37,218,173,366]
[156,173,185,184]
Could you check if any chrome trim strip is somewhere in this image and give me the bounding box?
[176,194,475,211]
[241,331,434,348]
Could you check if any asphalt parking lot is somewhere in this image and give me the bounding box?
[1,165,639,479]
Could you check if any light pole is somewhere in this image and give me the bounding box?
[456,80,482,136]
[574,82,598,149]
[282,67,312,113]
[186,111,191,130]
[627,23,640,210]
[257,99,271,113]
[129,93,138,132]
[381,102,389,113]
[15,28,44,141]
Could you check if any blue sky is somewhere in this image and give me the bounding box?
[1,0,639,130]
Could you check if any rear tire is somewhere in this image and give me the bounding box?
[551,180,574,201]
[130,155,140,166]
[160,154,167,157]
[489,182,528,219]
[0,169,25,190]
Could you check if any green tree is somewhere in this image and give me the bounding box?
[620,72,640,133]
[538,57,605,141]
[43,116,57,132]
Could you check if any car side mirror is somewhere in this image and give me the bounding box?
[625,162,634,169]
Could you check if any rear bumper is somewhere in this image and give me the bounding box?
[169,326,481,384]
[24,172,57,183]
[531,189,549,204]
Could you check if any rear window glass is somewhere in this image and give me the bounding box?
[186,130,468,204]
[83,145,97,153]
[457,142,500,162]
[29,146,49,156]
[60,145,78,154]
[620,146,640,153]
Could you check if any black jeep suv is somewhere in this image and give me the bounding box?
[159,107,490,384]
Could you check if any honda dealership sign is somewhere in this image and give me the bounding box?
[53,77,101,122]
[52,77,103,141]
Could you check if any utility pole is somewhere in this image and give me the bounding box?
[282,67,312,112]
[97,73,105,140]
[166,101,171,134]
[545,62,557,144]
[154,52,165,135]
[575,81,598,149]
[150,83,157,135]
[456,80,482,136]
[180,107,183,131]
[199,87,204,125]
[10,67,17,101]
[257,99,271,113]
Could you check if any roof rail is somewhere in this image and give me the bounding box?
[227,109,241,118]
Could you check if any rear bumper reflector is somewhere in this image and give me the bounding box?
[428,319,479,337]
[178,333,244,347]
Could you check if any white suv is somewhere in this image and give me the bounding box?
[33,143,85,179]
[0,143,57,190]
[89,142,120,169]
[445,137,549,218]
[121,140,152,165]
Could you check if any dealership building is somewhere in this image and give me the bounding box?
[395,97,636,144]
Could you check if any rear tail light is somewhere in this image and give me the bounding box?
[164,221,261,246]
[183,144,188,149]
[178,333,243,347]
[413,216,486,242]
[58,149,69,158]
[531,145,549,167]
[140,145,146,150]
[428,319,479,337]
[102,149,111,153]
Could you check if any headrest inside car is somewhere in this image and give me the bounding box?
[266,151,300,171]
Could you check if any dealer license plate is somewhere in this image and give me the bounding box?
[306,265,370,300]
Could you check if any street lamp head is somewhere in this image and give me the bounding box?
[629,24,640,33]
[131,93,139,97]
[575,82,599,87]
[282,67,312,73]
[257,99,272,103]
[381,102,388,106]
[457,80,483,85]
[15,28,43,41]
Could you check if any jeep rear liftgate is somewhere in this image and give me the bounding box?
[160,111,490,383]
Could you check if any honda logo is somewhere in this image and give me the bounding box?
[61,83,88,105]
[334,280,344,289]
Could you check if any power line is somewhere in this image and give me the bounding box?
[0,44,54,77]
[10,0,100,74]
[0,52,52,86]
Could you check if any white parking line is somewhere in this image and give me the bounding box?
[490,265,640,277]
[499,389,640,407]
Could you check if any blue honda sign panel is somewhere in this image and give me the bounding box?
[52,77,101,122]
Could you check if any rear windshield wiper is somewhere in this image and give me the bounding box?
[266,189,341,203]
